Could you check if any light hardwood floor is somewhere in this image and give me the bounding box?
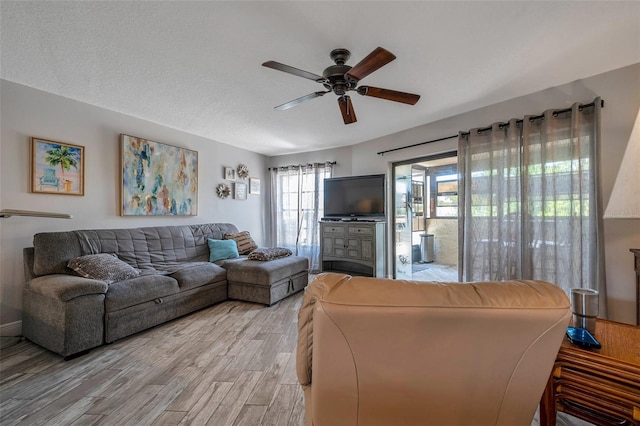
[1,282,592,426]
[1,293,305,426]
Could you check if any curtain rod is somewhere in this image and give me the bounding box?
[376,134,458,156]
[268,161,336,171]
[376,99,604,156]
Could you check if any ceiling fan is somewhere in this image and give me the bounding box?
[262,47,420,125]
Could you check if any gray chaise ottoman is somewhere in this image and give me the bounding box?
[223,256,309,305]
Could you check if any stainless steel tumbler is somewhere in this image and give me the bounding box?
[570,288,599,334]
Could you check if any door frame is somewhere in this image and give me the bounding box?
[389,150,458,279]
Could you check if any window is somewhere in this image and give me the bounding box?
[435,175,458,218]
[458,100,604,295]
[427,165,458,219]
[271,163,333,272]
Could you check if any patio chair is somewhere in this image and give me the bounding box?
[39,168,61,191]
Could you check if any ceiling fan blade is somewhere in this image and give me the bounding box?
[357,86,420,105]
[338,95,357,125]
[345,47,396,82]
[262,61,323,82]
[275,91,329,111]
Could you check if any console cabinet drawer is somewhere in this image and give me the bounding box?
[324,225,345,234]
[348,226,373,236]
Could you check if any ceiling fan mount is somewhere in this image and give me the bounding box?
[329,48,351,65]
[321,49,357,96]
[262,46,420,124]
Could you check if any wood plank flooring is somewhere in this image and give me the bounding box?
[1,293,305,426]
[1,279,592,426]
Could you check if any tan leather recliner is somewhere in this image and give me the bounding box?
[297,273,571,426]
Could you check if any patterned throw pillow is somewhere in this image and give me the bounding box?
[223,231,258,255]
[247,247,292,261]
[67,253,139,284]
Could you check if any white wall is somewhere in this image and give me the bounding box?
[267,145,354,178]
[0,80,269,329]
[271,63,640,325]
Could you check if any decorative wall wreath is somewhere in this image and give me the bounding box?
[216,183,231,199]
[237,164,249,179]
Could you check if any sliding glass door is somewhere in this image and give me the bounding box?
[391,152,459,281]
[393,164,413,279]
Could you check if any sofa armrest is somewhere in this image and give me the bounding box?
[296,273,351,387]
[26,274,108,302]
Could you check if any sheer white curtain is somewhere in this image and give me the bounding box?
[270,162,333,272]
[458,98,606,313]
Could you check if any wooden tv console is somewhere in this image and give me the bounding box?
[319,220,386,277]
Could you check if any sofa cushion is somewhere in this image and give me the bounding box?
[33,232,82,276]
[224,256,309,286]
[208,239,239,262]
[31,224,240,277]
[247,247,292,261]
[75,227,198,272]
[105,275,179,312]
[224,231,258,255]
[67,253,140,284]
[170,262,227,290]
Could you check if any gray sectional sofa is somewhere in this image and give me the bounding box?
[22,223,308,358]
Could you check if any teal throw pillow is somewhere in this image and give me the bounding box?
[208,238,239,262]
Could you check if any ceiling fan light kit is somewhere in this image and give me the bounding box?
[262,47,420,125]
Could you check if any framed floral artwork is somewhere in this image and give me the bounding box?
[31,137,84,195]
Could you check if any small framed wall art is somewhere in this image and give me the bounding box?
[235,182,247,200]
[224,166,236,180]
[249,178,261,195]
[31,137,85,195]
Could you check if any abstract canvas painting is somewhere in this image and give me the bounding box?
[121,134,198,216]
[31,137,84,195]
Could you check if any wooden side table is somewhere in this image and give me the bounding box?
[540,319,640,425]
[632,249,640,326]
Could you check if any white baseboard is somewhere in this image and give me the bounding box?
[0,321,22,337]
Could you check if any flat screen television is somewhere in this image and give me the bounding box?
[323,174,386,219]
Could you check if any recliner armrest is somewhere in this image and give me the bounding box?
[26,274,108,302]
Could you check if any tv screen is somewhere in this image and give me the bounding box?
[324,174,386,218]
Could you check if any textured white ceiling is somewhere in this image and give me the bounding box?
[2,1,639,156]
